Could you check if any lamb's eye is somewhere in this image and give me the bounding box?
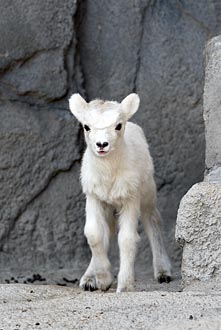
[115,123,122,131]
[84,125,90,132]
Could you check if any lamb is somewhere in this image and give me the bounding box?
[69,93,172,293]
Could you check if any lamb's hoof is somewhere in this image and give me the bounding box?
[117,272,135,293]
[157,272,172,284]
[80,276,97,292]
[80,272,112,292]
[84,283,97,291]
[96,272,113,291]
[116,284,134,293]
[116,277,135,293]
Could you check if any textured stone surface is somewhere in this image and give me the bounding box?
[176,182,221,290]
[0,102,87,274]
[204,36,221,171]
[0,284,220,330]
[176,35,221,291]
[1,1,221,278]
[0,0,77,102]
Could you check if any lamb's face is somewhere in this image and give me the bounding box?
[69,93,140,158]
[82,105,124,157]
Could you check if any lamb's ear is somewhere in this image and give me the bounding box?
[121,93,140,120]
[69,93,88,123]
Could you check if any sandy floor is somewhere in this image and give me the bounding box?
[0,272,220,330]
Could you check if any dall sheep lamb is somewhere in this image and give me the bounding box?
[69,93,172,292]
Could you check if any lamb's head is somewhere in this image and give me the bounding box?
[69,93,140,157]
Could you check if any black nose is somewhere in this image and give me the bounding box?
[96,142,109,148]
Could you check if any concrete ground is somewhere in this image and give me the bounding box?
[0,272,220,330]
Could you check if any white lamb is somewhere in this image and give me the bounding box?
[69,93,172,293]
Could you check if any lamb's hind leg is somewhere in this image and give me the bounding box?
[80,196,113,291]
[141,206,172,283]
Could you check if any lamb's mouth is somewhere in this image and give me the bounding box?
[97,150,109,156]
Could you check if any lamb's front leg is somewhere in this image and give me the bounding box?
[117,200,140,293]
[80,195,113,291]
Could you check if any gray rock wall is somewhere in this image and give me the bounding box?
[0,0,221,280]
[176,182,221,290]
[204,36,221,173]
[176,35,221,290]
